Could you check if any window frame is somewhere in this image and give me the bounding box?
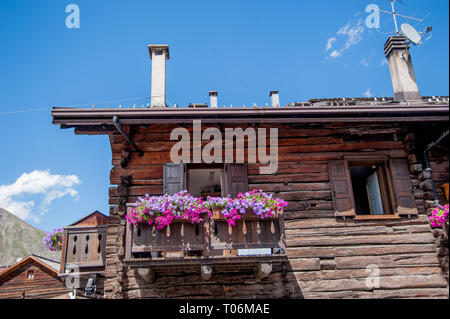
[186,163,225,198]
[26,269,35,280]
[345,156,396,218]
[165,163,250,198]
[329,155,414,220]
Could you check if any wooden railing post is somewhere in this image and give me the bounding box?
[277,209,286,254]
[60,228,69,274]
[203,215,211,258]
[125,219,132,261]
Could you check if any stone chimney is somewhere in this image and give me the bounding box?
[209,91,218,108]
[270,91,280,107]
[148,44,170,107]
[384,36,421,102]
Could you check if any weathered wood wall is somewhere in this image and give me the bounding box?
[104,122,448,299]
[0,261,70,299]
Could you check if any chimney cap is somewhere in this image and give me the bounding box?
[384,36,408,58]
[270,91,279,96]
[148,44,170,59]
[209,91,218,96]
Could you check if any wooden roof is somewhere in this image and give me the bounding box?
[0,255,60,284]
[69,210,108,226]
[52,102,449,131]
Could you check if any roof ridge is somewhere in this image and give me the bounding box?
[31,254,60,264]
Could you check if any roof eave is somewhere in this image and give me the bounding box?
[51,105,450,127]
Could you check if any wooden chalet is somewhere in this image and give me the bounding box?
[0,211,108,299]
[0,255,70,299]
[51,41,449,299]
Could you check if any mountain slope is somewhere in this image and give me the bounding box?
[0,208,60,267]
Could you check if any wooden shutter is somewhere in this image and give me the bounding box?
[328,160,356,217]
[163,163,185,195]
[388,159,418,216]
[224,164,249,198]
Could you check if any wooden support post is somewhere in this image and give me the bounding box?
[254,263,272,280]
[60,228,69,274]
[277,210,287,254]
[125,219,132,260]
[137,268,155,283]
[201,265,213,281]
[203,215,211,258]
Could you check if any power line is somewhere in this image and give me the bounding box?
[54,96,150,108]
[0,107,51,116]
[0,96,151,116]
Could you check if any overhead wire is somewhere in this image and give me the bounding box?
[0,96,151,116]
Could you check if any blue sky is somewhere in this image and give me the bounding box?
[0,0,448,232]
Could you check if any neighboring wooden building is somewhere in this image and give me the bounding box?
[0,255,70,299]
[69,210,108,227]
[51,41,449,299]
[59,211,108,299]
[0,211,108,299]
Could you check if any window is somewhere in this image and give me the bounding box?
[163,163,249,198]
[349,163,393,216]
[329,157,418,219]
[26,270,34,280]
[187,165,224,198]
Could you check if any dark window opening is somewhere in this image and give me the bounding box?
[133,252,162,259]
[26,270,34,280]
[350,164,392,216]
[187,166,224,199]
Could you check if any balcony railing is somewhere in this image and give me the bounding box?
[124,207,287,280]
[60,225,107,275]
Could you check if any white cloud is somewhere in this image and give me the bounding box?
[327,19,365,60]
[329,50,341,58]
[361,58,369,67]
[0,170,81,223]
[363,89,373,97]
[326,37,336,51]
[380,58,388,66]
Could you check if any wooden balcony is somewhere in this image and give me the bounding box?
[124,207,287,280]
[60,225,107,276]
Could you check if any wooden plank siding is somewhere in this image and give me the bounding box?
[0,260,70,299]
[103,122,448,299]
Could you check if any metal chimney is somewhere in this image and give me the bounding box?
[384,36,421,102]
[270,91,280,107]
[209,91,218,108]
[148,44,170,107]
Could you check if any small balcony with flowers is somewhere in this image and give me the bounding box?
[123,190,288,281]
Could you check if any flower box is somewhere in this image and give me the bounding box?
[211,209,281,221]
[129,218,205,255]
[125,190,288,260]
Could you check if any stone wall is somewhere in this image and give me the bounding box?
[103,176,130,299]
[407,128,449,285]
[431,214,449,283]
